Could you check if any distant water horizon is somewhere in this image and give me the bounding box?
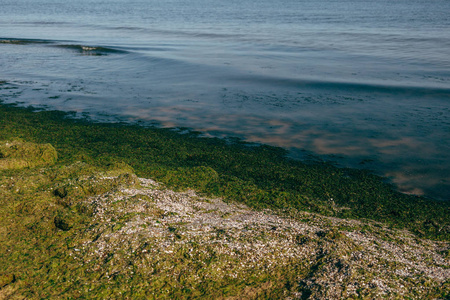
[1,0,449,200]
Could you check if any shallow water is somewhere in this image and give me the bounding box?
[1,0,449,200]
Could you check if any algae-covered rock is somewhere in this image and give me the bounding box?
[54,216,72,231]
[0,140,57,170]
[53,161,140,207]
[0,274,15,288]
[53,210,78,231]
[103,161,135,177]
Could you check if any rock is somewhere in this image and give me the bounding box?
[52,161,141,206]
[0,274,15,288]
[54,215,72,231]
[0,140,57,170]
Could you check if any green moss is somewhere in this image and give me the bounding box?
[0,274,15,288]
[0,139,57,170]
[163,165,219,192]
[50,160,140,208]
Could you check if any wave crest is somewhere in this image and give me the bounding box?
[0,38,127,56]
[56,44,127,56]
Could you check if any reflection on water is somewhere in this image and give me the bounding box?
[119,103,449,200]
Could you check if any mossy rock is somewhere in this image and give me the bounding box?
[53,162,140,206]
[53,210,79,231]
[0,140,57,170]
[103,161,135,177]
[54,215,72,231]
[0,274,15,288]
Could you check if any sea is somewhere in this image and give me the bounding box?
[1,0,449,200]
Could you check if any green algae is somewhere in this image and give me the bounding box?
[53,161,140,208]
[0,141,151,298]
[0,139,57,170]
[0,274,15,288]
[163,165,219,191]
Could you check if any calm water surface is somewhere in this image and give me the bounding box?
[1,0,449,200]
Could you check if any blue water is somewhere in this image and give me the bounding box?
[1,0,449,200]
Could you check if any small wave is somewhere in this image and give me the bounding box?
[0,38,128,56]
[56,44,128,56]
[113,26,143,31]
[0,38,51,45]
[231,75,450,98]
[28,21,69,25]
